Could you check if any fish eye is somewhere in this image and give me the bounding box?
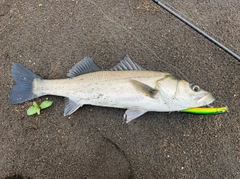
[190,84,201,92]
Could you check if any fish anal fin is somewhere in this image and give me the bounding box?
[124,109,147,123]
[111,55,145,71]
[64,98,83,116]
[130,80,158,98]
[67,57,100,77]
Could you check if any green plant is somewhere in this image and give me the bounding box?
[27,101,53,115]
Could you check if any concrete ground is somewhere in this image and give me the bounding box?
[1,0,239,178]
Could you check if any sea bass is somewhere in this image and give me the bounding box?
[10,55,215,123]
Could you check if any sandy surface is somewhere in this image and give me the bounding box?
[1,0,240,178]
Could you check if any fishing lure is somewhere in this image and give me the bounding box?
[180,106,228,115]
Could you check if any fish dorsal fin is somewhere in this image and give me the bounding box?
[67,57,100,77]
[123,109,147,123]
[111,55,145,71]
[130,80,158,98]
[64,98,83,116]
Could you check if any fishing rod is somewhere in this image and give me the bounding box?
[152,0,240,62]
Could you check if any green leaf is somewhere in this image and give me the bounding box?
[27,106,38,115]
[33,101,39,108]
[36,108,41,115]
[40,101,53,109]
[27,100,53,116]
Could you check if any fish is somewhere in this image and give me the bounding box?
[9,55,215,123]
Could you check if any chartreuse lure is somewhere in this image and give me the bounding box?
[180,106,228,115]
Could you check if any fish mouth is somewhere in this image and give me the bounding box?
[195,93,215,104]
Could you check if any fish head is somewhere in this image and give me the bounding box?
[177,80,215,108]
[156,75,215,110]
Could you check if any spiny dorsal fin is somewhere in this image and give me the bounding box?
[130,80,158,98]
[67,57,100,77]
[111,55,145,71]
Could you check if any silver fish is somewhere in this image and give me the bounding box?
[10,55,215,123]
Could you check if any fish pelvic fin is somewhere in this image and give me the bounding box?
[130,80,158,98]
[10,63,44,104]
[64,98,83,116]
[124,109,147,123]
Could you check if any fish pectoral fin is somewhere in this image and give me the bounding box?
[67,57,100,77]
[123,109,147,123]
[130,80,158,98]
[111,55,145,71]
[64,98,83,116]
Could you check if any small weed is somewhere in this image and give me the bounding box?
[27,101,53,115]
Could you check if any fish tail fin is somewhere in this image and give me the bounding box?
[10,63,44,104]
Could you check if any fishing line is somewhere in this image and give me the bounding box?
[152,0,240,62]
[85,0,188,79]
